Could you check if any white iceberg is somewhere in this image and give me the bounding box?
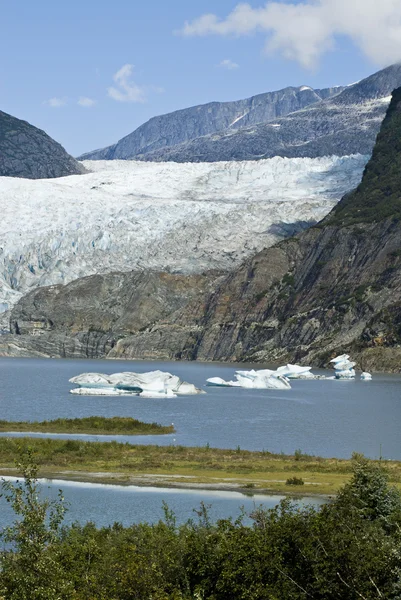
[275,364,315,379]
[69,370,203,396]
[206,369,291,390]
[361,372,372,381]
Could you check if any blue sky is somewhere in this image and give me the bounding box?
[0,0,398,156]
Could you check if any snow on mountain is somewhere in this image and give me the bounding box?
[0,155,368,322]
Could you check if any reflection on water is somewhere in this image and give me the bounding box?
[0,476,325,529]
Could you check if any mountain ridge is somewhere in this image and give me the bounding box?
[78,84,345,161]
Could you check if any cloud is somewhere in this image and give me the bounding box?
[78,96,96,107]
[107,64,147,103]
[219,59,240,70]
[178,0,401,69]
[44,97,67,108]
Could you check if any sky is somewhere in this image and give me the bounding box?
[1,0,401,157]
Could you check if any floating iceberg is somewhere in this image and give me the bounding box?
[206,370,291,390]
[361,372,372,381]
[69,370,203,396]
[275,364,316,379]
[330,354,356,379]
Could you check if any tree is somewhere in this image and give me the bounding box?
[0,448,73,599]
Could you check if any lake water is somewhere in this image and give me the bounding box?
[0,357,400,459]
[0,476,324,530]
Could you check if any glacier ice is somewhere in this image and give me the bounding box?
[206,369,291,390]
[330,354,356,379]
[0,155,368,319]
[360,372,372,381]
[69,370,203,396]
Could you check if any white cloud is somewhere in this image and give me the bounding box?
[219,59,240,70]
[107,64,147,103]
[78,96,96,108]
[179,0,401,69]
[44,97,67,108]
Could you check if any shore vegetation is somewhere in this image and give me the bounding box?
[0,416,175,436]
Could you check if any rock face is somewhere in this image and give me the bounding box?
[4,88,401,371]
[142,64,401,163]
[79,85,344,160]
[0,110,85,179]
[79,64,401,164]
[3,271,220,359]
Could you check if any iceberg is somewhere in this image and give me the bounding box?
[206,370,291,390]
[329,354,356,379]
[361,372,372,381]
[275,364,315,379]
[69,370,203,396]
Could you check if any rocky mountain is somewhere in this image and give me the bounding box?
[141,64,401,163]
[3,87,401,371]
[79,64,401,165]
[79,85,344,161]
[0,109,85,179]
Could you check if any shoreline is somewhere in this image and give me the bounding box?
[0,467,332,499]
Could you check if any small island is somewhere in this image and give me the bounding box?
[0,416,175,436]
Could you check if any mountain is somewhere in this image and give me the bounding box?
[140,64,401,163]
[0,110,85,179]
[0,154,365,321]
[4,87,401,371]
[78,85,344,161]
[79,64,401,164]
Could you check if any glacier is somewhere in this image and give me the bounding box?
[0,155,368,323]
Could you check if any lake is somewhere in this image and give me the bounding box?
[0,357,399,459]
[0,476,324,530]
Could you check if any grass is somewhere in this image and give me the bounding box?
[0,416,175,436]
[0,438,400,496]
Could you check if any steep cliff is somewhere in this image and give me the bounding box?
[4,88,401,370]
[79,85,343,161]
[0,110,85,179]
[142,64,401,163]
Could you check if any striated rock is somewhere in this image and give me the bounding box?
[80,64,401,164]
[79,85,343,161]
[0,109,85,179]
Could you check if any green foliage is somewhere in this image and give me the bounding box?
[0,448,72,599]
[286,476,305,486]
[1,452,401,598]
[0,416,174,435]
[328,88,401,226]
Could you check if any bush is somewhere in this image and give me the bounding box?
[286,476,305,486]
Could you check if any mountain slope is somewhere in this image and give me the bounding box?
[139,64,401,163]
[4,88,401,370]
[79,85,344,160]
[0,110,85,179]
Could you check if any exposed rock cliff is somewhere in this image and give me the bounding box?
[142,64,401,163]
[4,87,401,371]
[0,110,85,179]
[80,64,401,164]
[79,85,343,161]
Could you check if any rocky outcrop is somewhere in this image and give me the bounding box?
[79,85,344,161]
[1,271,220,359]
[4,87,401,371]
[0,110,85,179]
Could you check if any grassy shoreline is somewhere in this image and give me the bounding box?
[0,416,175,436]
[0,437,400,496]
